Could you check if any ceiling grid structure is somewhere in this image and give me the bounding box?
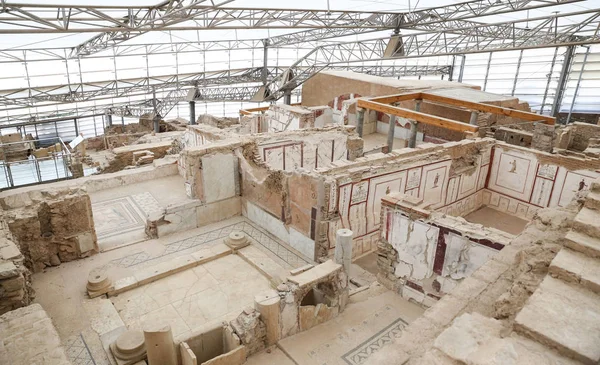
[0,0,596,138]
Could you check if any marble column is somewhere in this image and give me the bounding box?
[334,229,353,276]
[144,324,177,365]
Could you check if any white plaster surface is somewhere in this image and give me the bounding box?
[244,201,314,262]
[389,214,438,281]
[202,153,237,203]
[441,233,497,280]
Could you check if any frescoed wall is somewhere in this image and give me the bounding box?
[323,141,494,258]
[486,144,600,219]
[259,137,348,172]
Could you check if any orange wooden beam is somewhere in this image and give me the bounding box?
[421,92,555,125]
[357,99,479,133]
[369,92,422,105]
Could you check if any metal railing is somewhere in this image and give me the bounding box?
[0,137,74,190]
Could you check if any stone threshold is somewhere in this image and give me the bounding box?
[107,243,232,297]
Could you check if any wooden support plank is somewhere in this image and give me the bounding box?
[370,92,422,104]
[421,92,555,125]
[357,99,478,133]
[240,103,302,116]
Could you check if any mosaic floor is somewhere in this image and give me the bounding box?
[278,289,424,365]
[103,219,312,270]
[64,334,96,365]
[91,191,162,250]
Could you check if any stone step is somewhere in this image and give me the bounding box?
[515,276,600,364]
[434,313,580,365]
[584,190,600,211]
[571,207,600,239]
[564,230,600,259]
[549,248,600,295]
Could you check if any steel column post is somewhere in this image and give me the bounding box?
[551,45,575,118]
[566,46,591,124]
[283,90,292,105]
[469,111,479,125]
[387,114,396,153]
[189,101,196,125]
[408,122,418,148]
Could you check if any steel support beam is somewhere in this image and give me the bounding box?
[566,46,591,124]
[262,9,600,102]
[408,122,418,148]
[551,45,576,118]
[387,115,396,153]
[356,108,365,137]
[189,101,196,125]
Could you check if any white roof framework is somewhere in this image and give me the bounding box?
[0,0,597,132]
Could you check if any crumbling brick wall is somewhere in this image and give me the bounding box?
[0,188,98,273]
[0,226,34,315]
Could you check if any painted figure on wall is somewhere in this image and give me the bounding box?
[433,173,440,188]
[509,159,517,173]
[579,178,588,192]
[386,186,391,195]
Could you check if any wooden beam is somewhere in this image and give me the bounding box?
[357,99,478,133]
[240,103,302,116]
[369,92,422,105]
[421,92,555,125]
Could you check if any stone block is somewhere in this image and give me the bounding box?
[515,276,600,364]
[77,232,96,254]
[0,243,21,261]
[549,248,600,294]
[572,207,600,239]
[287,260,341,288]
[196,197,242,227]
[0,276,24,292]
[0,261,18,279]
[471,259,509,284]
[434,313,503,362]
[290,264,314,276]
[436,313,579,365]
[564,231,600,259]
[422,295,467,327]
[447,276,488,301]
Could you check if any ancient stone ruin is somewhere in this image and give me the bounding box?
[1,71,599,365]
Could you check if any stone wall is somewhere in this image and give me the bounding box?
[301,71,475,107]
[0,303,70,364]
[365,183,588,364]
[0,187,98,273]
[318,139,495,260]
[378,194,513,307]
[0,226,33,315]
[102,140,173,173]
[558,121,600,152]
[494,127,533,147]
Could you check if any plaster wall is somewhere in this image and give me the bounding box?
[323,140,494,259]
[259,137,348,172]
[485,144,600,219]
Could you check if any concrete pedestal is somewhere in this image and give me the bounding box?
[144,324,177,365]
[334,229,353,276]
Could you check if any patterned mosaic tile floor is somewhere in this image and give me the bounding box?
[64,334,96,365]
[278,290,423,365]
[92,192,162,240]
[342,317,408,365]
[105,219,311,270]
